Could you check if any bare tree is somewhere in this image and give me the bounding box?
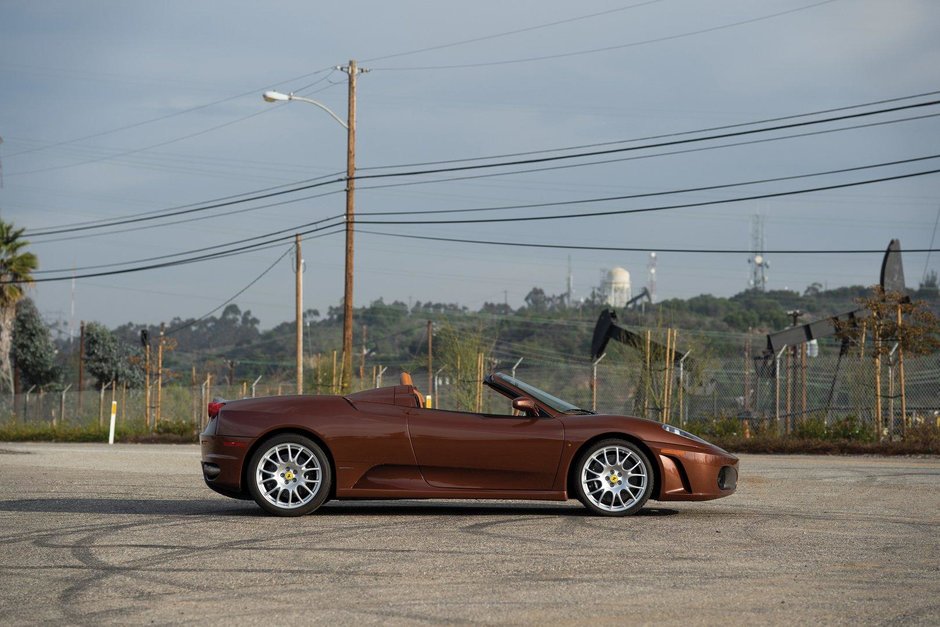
[836,286,940,437]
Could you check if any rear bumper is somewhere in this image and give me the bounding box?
[655,448,739,502]
[200,433,252,499]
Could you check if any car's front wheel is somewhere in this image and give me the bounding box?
[247,434,331,516]
[575,439,653,516]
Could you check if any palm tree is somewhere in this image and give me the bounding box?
[0,221,38,396]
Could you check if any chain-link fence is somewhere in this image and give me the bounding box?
[4,336,938,441]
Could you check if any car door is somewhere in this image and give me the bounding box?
[406,407,564,491]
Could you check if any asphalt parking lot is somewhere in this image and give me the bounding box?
[0,443,937,625]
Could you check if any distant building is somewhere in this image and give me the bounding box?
[601,267,632,308]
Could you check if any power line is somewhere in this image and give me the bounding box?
[361,0,663,64]
[33,147,927,277]
[23,112,940,247]
[349,99,940,182]
[165,247,293,336]
[29,190,345,245]
[17,224,345,284]
[356,154,940,217]
[5,67,335,160]
[7,108,281,177]
[353,111,940,193]
[8,69,348,178]
[24,96,939,238]
[372,0,838,70]
[34,215,346,275]
[358,89,940,171]
[357,229,940,255]
[25,174,346,238]
[355,167,940,226]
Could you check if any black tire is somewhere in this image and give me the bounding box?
[574,439,653,517]
[246,433,332,517]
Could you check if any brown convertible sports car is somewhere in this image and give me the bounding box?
[200,372,737,516]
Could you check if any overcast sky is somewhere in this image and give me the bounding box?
[2,0,939,335]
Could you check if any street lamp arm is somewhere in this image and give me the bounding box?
[262,90,348,129]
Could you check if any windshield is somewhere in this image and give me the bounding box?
[488,373,590,414]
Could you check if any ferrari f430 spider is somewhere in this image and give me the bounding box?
[200,373,737,516]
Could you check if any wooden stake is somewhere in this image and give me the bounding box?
[315,353,322,393]
[801,342,807,421]
[785,347,792,434]
[360,324,367,385]
[156,322,164,427]
[78,321,85,413]
[897,304,907,437]
[427,320,433,399]
[643,330,651,419]
[144,342,151,429]
[476,352,484,413]
[331,350,337,394]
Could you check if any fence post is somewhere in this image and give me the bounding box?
[643,330,652,419]
[511,357,523,380]
[58,384,72,427]
[251,375,262,398]
[434,366,444,407]
[592,353,606,412]
[774,346,786,432]
[200,380,207,429]
[678,350,691,428]
[99,381,112,428]
[23,385,36,424]
[888,344,897,438]
[662,329,673,423]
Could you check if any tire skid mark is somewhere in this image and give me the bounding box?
[55,517,222,622]
[48,514,437,622]
[458,515,589,548]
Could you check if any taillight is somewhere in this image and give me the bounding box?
[207,401,226,418]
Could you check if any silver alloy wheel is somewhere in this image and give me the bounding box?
[580,444,649,513]
[255,442,322,509]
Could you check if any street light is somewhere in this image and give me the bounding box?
[262,91,348,129]
[263,60,364,393]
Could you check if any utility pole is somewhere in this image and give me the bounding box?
[427,320,433,397]
[78,321,85,412]
[262,61,365,393]
[295,233,304,395]
[143,331,151,429]
[340,59,364,393]
[359,324,367,384]
[156,322,165,427]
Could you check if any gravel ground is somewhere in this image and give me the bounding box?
[0,443,937,625]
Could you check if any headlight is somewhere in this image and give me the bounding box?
[661,423,708,444]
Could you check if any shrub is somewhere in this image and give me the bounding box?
[793,417,828,440]
[693,415,742,439]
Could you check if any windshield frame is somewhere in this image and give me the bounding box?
[486,372,589,414]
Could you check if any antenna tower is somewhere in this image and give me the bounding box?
[748,214,769,291]
[647,252,657,304]
[566,255,573,306]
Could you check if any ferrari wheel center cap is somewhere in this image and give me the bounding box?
[608,472,621,485]
[284,469,296,482]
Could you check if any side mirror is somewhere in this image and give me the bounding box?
[512,397,539,417]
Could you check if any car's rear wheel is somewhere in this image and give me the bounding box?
[247,434,331,516]
[575,439,652,516]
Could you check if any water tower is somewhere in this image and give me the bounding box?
[602,267,632,308]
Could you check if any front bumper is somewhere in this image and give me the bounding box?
[655,448,739,501]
